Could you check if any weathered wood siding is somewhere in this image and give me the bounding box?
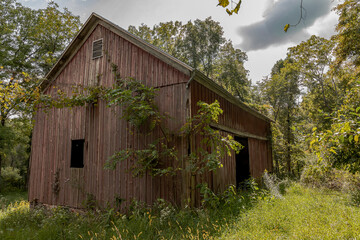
[29,24,189,209]
[189,80,272,199]
[248,138,273,178]
[29,21,273,210]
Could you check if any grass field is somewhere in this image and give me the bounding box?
[220,184,360,239]
[0,184,360,239]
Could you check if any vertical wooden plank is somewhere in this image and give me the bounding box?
[30,22,273,210]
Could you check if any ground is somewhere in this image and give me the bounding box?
[0,184,359,239]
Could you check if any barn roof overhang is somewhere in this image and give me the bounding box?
[40,13,272,123]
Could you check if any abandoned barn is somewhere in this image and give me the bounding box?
[29,13,273,209]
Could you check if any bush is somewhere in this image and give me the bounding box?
[300,155,360,193]
[1,167,24,191]
[262,172,292,197]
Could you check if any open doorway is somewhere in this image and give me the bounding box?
[235,137,250,188]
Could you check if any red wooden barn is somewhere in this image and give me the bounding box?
[29,13,273,209]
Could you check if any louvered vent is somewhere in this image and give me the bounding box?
[92,39,103,59]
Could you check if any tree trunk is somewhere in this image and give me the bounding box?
[0,116,5,191]
[0,155,2,192]
[286,106,292,176]
[274,153,280,175]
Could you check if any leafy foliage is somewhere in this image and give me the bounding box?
[0,0,81,189]
[334,0,360,68]
[253,0,360,180]
[302,1,360,175]
[181,100,242,175]
[0,184,266,240]
[40,69,241,180]
[0,0,80,123]
[0,167,23,191]
[128,18,250,101]
[256,59,302,176]
[0,0,81,77]
[217,0,242,16]
[310,83,360,172]
[1,118,32,189]
[106,65,160,129]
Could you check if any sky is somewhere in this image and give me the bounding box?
[20,0,339,83]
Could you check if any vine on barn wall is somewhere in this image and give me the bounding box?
[181,100,243,176]
[38,63,242,179]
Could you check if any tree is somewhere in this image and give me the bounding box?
[128,21,185,61]
[181,17,226,77]
[0,0,81,123]
[0,0,81,190]
[288,35,336,129]
[308,0,360,173]
[0,0,80,78]
[129,18,250,101]
[334,0,360,69]
[213,41,250,101]
[257,59,302,176]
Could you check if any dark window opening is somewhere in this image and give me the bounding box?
[92,39,103,59]
[235,137,250,188]
[71,139,84,168]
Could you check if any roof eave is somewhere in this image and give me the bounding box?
[40,13,271,123]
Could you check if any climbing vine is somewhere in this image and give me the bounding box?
[38,64,242,179]
[181,100,243,175]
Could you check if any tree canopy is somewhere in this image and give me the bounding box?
[129,18,250,101]
[254,0,360,177]
[0,0,81,190]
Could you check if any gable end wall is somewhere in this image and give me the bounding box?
[29,24,190,209]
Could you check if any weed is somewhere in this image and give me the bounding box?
[3,182,360,239]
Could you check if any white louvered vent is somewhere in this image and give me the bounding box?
[92,39,103,59]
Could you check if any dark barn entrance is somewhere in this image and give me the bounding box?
[235,137,250,188]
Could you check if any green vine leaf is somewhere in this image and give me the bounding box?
[218,0,230,8]
[284,24,290,32]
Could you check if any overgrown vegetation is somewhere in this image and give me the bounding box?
[221,183,360,239]
[0,0,81,191]
[0,181,264,240]
[252,0,360,181]
[38,62,242,182]
[1,0,360,238]
[128,17,250,101]
[2,179,360,239]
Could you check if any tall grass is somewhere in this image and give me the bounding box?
[0,183,262,240]
[220,184,360,239]
[1,182,360,239]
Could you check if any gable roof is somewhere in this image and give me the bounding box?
[41,13,272,122]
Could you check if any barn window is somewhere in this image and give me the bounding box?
[71,139,85,168]
[92,39,103,59]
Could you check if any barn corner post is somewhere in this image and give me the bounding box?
[182,79,192,208]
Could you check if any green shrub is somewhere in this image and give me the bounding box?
[300,161,332,187]
[300,155,360,194]
[262,172,292,197]
[1,167,24,191]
